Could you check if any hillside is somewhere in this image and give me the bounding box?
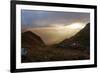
[21,23,90,63]
[21,31,45,48]
[57,23,90,49]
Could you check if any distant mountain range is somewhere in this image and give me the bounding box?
[22,23,90,50]
[21,23,90,62]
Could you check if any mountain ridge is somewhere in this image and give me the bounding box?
[21,23,90,62]
[57,23,90,48]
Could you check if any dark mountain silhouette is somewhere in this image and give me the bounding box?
[21,31,45,49]
[71,23,90,47]
[57,23,90,49]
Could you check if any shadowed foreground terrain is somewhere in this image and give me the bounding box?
[21,23,90,63]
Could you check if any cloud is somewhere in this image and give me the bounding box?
[21,10,90,29]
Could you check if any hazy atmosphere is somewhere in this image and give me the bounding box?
[21,10,90,31]
[21,10,90,63]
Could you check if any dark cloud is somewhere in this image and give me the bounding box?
[21,10,90,29]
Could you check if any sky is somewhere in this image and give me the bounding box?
[21,10,90,30]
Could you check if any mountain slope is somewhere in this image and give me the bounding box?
[57,23,90,48]
[21,31,45,48]
[21,23,90,62]
[71,23,90,47]
[27,24,84,46]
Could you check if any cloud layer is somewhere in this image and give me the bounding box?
[21,10,90,29]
